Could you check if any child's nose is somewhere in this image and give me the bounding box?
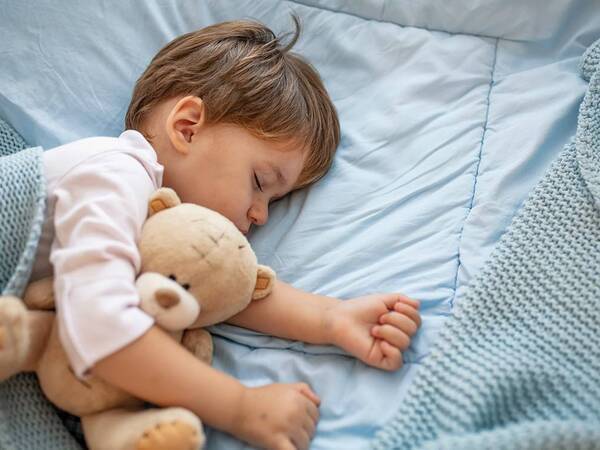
[248,204,268,226]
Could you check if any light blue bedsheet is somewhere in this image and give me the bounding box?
[1,1,599,448]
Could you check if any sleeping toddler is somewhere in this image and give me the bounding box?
[1,18,420,450]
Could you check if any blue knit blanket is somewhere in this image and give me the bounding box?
[372,39,600,450]
[0,120,45,298]
[0,119,81,449]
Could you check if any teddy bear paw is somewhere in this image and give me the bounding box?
[0,296,29,380]
[136,419,203,450]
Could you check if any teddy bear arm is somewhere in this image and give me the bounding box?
[181,328,213,365]
[23,277,56,310]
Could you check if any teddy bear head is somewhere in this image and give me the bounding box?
[138,188,275,328]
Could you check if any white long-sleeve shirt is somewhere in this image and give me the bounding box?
[29,130,164,377]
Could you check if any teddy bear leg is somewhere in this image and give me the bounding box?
[82,407,205,450]
[0,296,53,380]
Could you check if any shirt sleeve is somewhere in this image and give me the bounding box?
[50,151,156,378]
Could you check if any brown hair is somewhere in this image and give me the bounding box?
[125,16,340,189]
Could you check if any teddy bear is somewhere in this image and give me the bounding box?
[0,187,276,450]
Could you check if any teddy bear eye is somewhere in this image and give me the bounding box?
[182,283,191,291]
[168,274,177,281]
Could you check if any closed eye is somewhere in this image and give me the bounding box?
[254,172,263,192]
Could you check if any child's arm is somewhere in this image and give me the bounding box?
[227,280,421,371]
[92,325,320,450]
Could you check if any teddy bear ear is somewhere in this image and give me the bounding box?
[148,188,182,217]
[252,265,277,300]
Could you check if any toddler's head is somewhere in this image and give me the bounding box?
[125,17,339,234]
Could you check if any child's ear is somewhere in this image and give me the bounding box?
[166,95,206,155]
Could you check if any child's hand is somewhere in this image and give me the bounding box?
[231,383,320,450]
[326,294,420,371]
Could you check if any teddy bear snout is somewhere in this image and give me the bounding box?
[155,288,180,309]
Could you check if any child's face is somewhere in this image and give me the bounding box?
[163,122,305,234]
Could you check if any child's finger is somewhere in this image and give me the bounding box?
[392,302,421,327]
[291,426,311,450]
[303,395,320,424]
[372,324,411,351]
[275,438,295,450]
[302,413,317,438]
[295,383,321,406]
[379,311,418,336]
[304,404,319,428]
[379,340,402,371]
[381,294,419,311]
[395,295,420,310]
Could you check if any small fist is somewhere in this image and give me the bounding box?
[328,293,421,371]
[232,383,320,450]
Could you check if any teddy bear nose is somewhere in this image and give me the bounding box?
[155,288,180,309]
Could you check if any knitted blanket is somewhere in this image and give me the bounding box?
[0,120,45,298]
[0,119,81,449]
[372,39,600,450]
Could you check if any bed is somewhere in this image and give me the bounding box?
[1,1,599,449]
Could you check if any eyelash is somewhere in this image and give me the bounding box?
[254,172,263,192]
